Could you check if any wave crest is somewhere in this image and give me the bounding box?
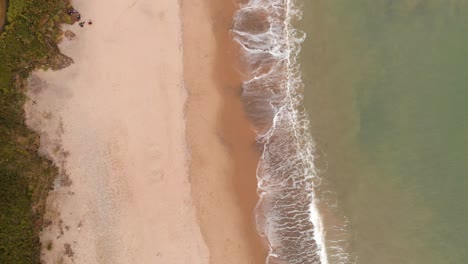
[233,1,327,263]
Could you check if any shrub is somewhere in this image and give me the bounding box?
[0,0,72,263]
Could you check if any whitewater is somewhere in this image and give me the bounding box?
[232,0,329,263]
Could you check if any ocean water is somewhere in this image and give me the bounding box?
[233,0,326,263]
[234,0,468,263]
[299,1,468,263]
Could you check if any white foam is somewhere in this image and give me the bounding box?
[233,0,331,263]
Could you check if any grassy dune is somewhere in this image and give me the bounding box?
[0,1,74,263]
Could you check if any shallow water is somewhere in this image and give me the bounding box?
[233,1,327,263]
[299,1,468,263]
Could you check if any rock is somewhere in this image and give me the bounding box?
[64,30,76,40]
[50,53,74,70]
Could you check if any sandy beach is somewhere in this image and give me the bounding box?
[182,0,267,263]
[24,0,265,263]
[26,0,207,263]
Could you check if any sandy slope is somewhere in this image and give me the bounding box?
[182,0,268,263]
[25,0,208,263]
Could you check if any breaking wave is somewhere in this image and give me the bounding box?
[232,0,329,263]
[233,0,357,263]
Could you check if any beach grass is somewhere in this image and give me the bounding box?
[0,0,73,262]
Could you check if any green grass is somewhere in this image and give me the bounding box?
[0,0,74,263]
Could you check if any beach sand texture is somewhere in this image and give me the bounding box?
[25,0,265,263]
[25,0,207,263]
[182,0,267,263]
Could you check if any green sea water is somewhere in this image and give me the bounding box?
[299,1,468,263]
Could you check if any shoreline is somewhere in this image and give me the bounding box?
[183,0,267,263]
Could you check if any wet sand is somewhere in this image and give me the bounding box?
[183,0,267,263]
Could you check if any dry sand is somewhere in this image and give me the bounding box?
[25,0,266,263]
[26,0,208,263]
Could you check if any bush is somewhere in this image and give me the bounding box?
[0,0,72,263]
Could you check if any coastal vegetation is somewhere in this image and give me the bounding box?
[0,0,73,262]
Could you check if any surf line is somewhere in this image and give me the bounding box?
[232,0,329,263]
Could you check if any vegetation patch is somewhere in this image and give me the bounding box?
[0,0,74,263]
[46,240,53,251]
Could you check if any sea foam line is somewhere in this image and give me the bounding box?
[232,0,329,263]
[282,1,328,263]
